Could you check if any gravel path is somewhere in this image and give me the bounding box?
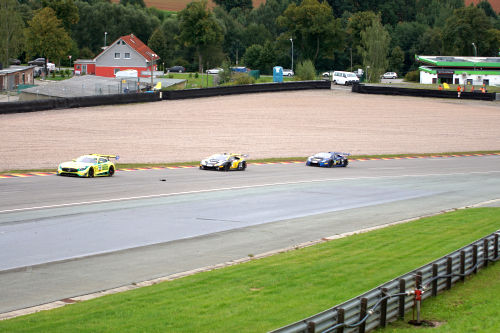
[1,89,499,171]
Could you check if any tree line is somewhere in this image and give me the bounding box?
[1,0,499,81]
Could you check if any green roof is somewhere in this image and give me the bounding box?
[416,55,500,68]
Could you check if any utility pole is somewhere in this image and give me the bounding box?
[290,38,294,71]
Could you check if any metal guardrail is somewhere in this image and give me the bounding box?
[270,230,499,333]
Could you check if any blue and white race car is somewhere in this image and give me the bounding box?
[306,152,350,168]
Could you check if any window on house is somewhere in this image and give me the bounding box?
[124,53,130,59]
[114,53,120,59]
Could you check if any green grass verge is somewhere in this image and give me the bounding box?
[1,208,499,332]
[376,258,500,332]
[2,151,499,175]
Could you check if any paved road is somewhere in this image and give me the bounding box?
[1,155,500,313]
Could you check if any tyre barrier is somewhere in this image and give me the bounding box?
[0,92,161,114]
[162,80,331,100]
[352,83,496,101]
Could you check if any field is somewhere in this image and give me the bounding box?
[0,208,499,332]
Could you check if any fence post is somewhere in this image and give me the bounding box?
[337,308,345,333]
[460,251,465,282]
[495,233,499,260]
[307,321,316,333]
[484,238,489,268]
[399,279,406,320]
[416,271,422,290]
[446,257,452,290]
[473,245,478,274]
[432,264,438,297]
[359,298,368,333]
[380,288,388,328]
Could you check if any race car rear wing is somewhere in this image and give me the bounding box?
[332,152,351,157]
[89,154,120,160]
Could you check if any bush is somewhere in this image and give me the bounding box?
[404,70,420,82]
[168,74,174,78]
[233,73,256,85]
[65,69,71,76]
[295,60,316,81]
[194,73,199,78]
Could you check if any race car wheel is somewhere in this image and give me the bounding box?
[239,161,247,171]
[223,163,231,172]
[327,160,333,168]
[108,166,115,177]
[87,167,94,178]
[343,160,349,167]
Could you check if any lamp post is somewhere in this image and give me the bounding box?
[349,47,353,72]
[289,38,294,72]
[472,42,477,71]
[104,32,108,47]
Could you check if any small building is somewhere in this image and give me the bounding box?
[0,66,35,91]
[74,59,96,75]
[416,55,500,86]
[74,34,160,78]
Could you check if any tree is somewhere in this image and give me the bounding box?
[388,46,404,74]
[148,27,168,70]
[120,0,145,8]
[442,6,493,56]
[24,7,72,69]
[346,11,378,69]
[243,44,263,69]
[213,0,252,12]
[359,16,390,82]
[295,59,315,80]
[0,0,25,67]
[41,0,79,30]
[178,0,224,72]
[277,0,344,64]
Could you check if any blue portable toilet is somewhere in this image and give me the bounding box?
[273,66,283,83]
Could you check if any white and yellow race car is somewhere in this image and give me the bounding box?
[57,154,119,177]
[199,153,247,171]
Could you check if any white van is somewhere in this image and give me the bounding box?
[323,71,359,85]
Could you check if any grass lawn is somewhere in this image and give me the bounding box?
[377,260,500,332]
[1,208,499,332]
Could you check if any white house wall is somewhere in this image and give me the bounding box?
[420,71,500,86]
[96,41,148,67]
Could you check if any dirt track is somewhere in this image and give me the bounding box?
[1,89,499,171]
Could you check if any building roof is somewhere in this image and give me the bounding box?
[416,55,500,68]
[93,34,159,64]
[0,66,34,75]
[121,34,159,62]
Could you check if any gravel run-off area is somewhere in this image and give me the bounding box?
[1,89,499,171]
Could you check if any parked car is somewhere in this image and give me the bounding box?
[9,59,21,65]
[323,71,359,85]
[282,69,294,77]
[28,58,46,66]
[206,68,223,74]
[382,72,398,79]
[168,66,186,73]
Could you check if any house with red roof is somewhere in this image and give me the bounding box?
[74,34,159,78]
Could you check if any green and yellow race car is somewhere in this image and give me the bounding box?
[199,153,247,171]
[57,154,119,177]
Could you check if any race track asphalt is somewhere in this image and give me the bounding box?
[1,155,500,314]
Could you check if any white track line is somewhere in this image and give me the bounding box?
[1,170,500,214]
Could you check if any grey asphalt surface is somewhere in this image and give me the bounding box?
[1,155,500,313]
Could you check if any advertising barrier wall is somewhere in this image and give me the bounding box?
[162,81,331,100]
[352,84,496,101]
[0,92,161,114]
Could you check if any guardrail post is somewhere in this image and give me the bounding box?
[380,288,388,328]
[446,257,452,290]
[307,321,316,333]
[473,245,478,274]
[460,251,465,282]
[432,264,438,297]
[399,279,406,320]
[337,308,345,333]
[484,238,489,268]
[495,234,499,260]
[416,271,422,290]
[359,298,367,333]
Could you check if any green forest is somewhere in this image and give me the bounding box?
[1,0,500,78]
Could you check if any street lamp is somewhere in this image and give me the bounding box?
[289,38,294,72]
[472,42,477,57]
[349,47,353,72]
[104,32,108,47]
